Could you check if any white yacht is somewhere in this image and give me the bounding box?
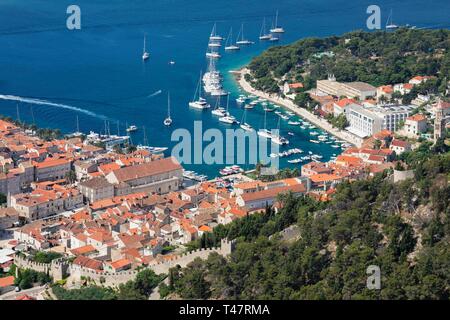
[126,125,138,132]
[269,35,280,42]
[240,109,254,132]
[163,92,173,126]
[236,96,246,104]
[209,23,223,41]
[206,51,221,59]
[272,135,289,145]
[258,129,273,139]
[208,41,222,48]
[271,116,289,145]
[219,95,238,124]
[236,23,254,45]
[142,34,150,61]
[259,17,272,40]
[212,96,227,116]
[219,115,238,124]
[224,27,240,51]
[386,9,399,30]
[257,110,272,139]
[189,71,211,109]
[270,10,285,33]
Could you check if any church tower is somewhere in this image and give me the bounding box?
[434,99,445,143]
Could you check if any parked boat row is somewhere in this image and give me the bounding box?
[219,165,244,176]
[207,10,285,59]
[270,148,303,158]
[183,170,208,182]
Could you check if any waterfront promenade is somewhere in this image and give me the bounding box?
[235,68,364,148]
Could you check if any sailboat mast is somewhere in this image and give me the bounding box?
[198,70,202,98]
[168,92,171,118]
[16,103,20,123]
[226,94,229,112]
[261,17,266,36]
[226,27,232,46]
[275,10,278,27]
[143,35,146,54]
[30,106,35,125]
[143,126,148,145]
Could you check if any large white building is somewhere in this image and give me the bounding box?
[317,76,376,100]
[346,104,412,138]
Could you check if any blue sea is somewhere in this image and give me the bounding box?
[0,0,449,178]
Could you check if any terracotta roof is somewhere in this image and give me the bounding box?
[335,98,356,108]
[109,258,131,270]
[33,157,70,169]
[391,139,409,148]
[71,245,97,256]
[367,155,385,162]
[0,275,14,288]
[73,256,103,271]
[241,184,306,203]
[309,173,342,183]
[378,85,393,93]
[289,82,304,89]
[109,157,182,182]
[406,114,426,122]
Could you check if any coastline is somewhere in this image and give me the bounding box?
[233,68,364,148]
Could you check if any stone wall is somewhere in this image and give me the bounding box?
[14,239,236,288]
[393,169,415,183]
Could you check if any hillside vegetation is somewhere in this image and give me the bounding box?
[161,142,450,300]
[247,29,450,94]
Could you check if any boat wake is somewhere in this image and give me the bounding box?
[147,90,162,98]
[0,94,110,120]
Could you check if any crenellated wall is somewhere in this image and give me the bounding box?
[14,239,236,287]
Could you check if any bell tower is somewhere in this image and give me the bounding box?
[434,99,445,143]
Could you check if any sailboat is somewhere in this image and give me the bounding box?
[137,127,168,154]
[224,27,240,51]
[257,110,272,139]
[219,94,238,124]
[72,115,83,136]
[164,92,173,126]
[270,10,285,33]
[240,109,254,132]
[271,116,289,145]
[236,23,254,45]
[386,9,399,30]
[259,17,272,40]
[209,23,223,41]
[206,49,221,59]
[212,96,227,116]
[189,71,211,109]
[142,34,150,61]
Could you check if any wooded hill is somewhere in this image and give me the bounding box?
[247,29,450,95]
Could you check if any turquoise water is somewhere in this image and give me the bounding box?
[0,0,449,177]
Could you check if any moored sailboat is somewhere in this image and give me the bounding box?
[189,71,211,110]
[270,10,285,33]
[142,34,150,61]
[163,92,173,126]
